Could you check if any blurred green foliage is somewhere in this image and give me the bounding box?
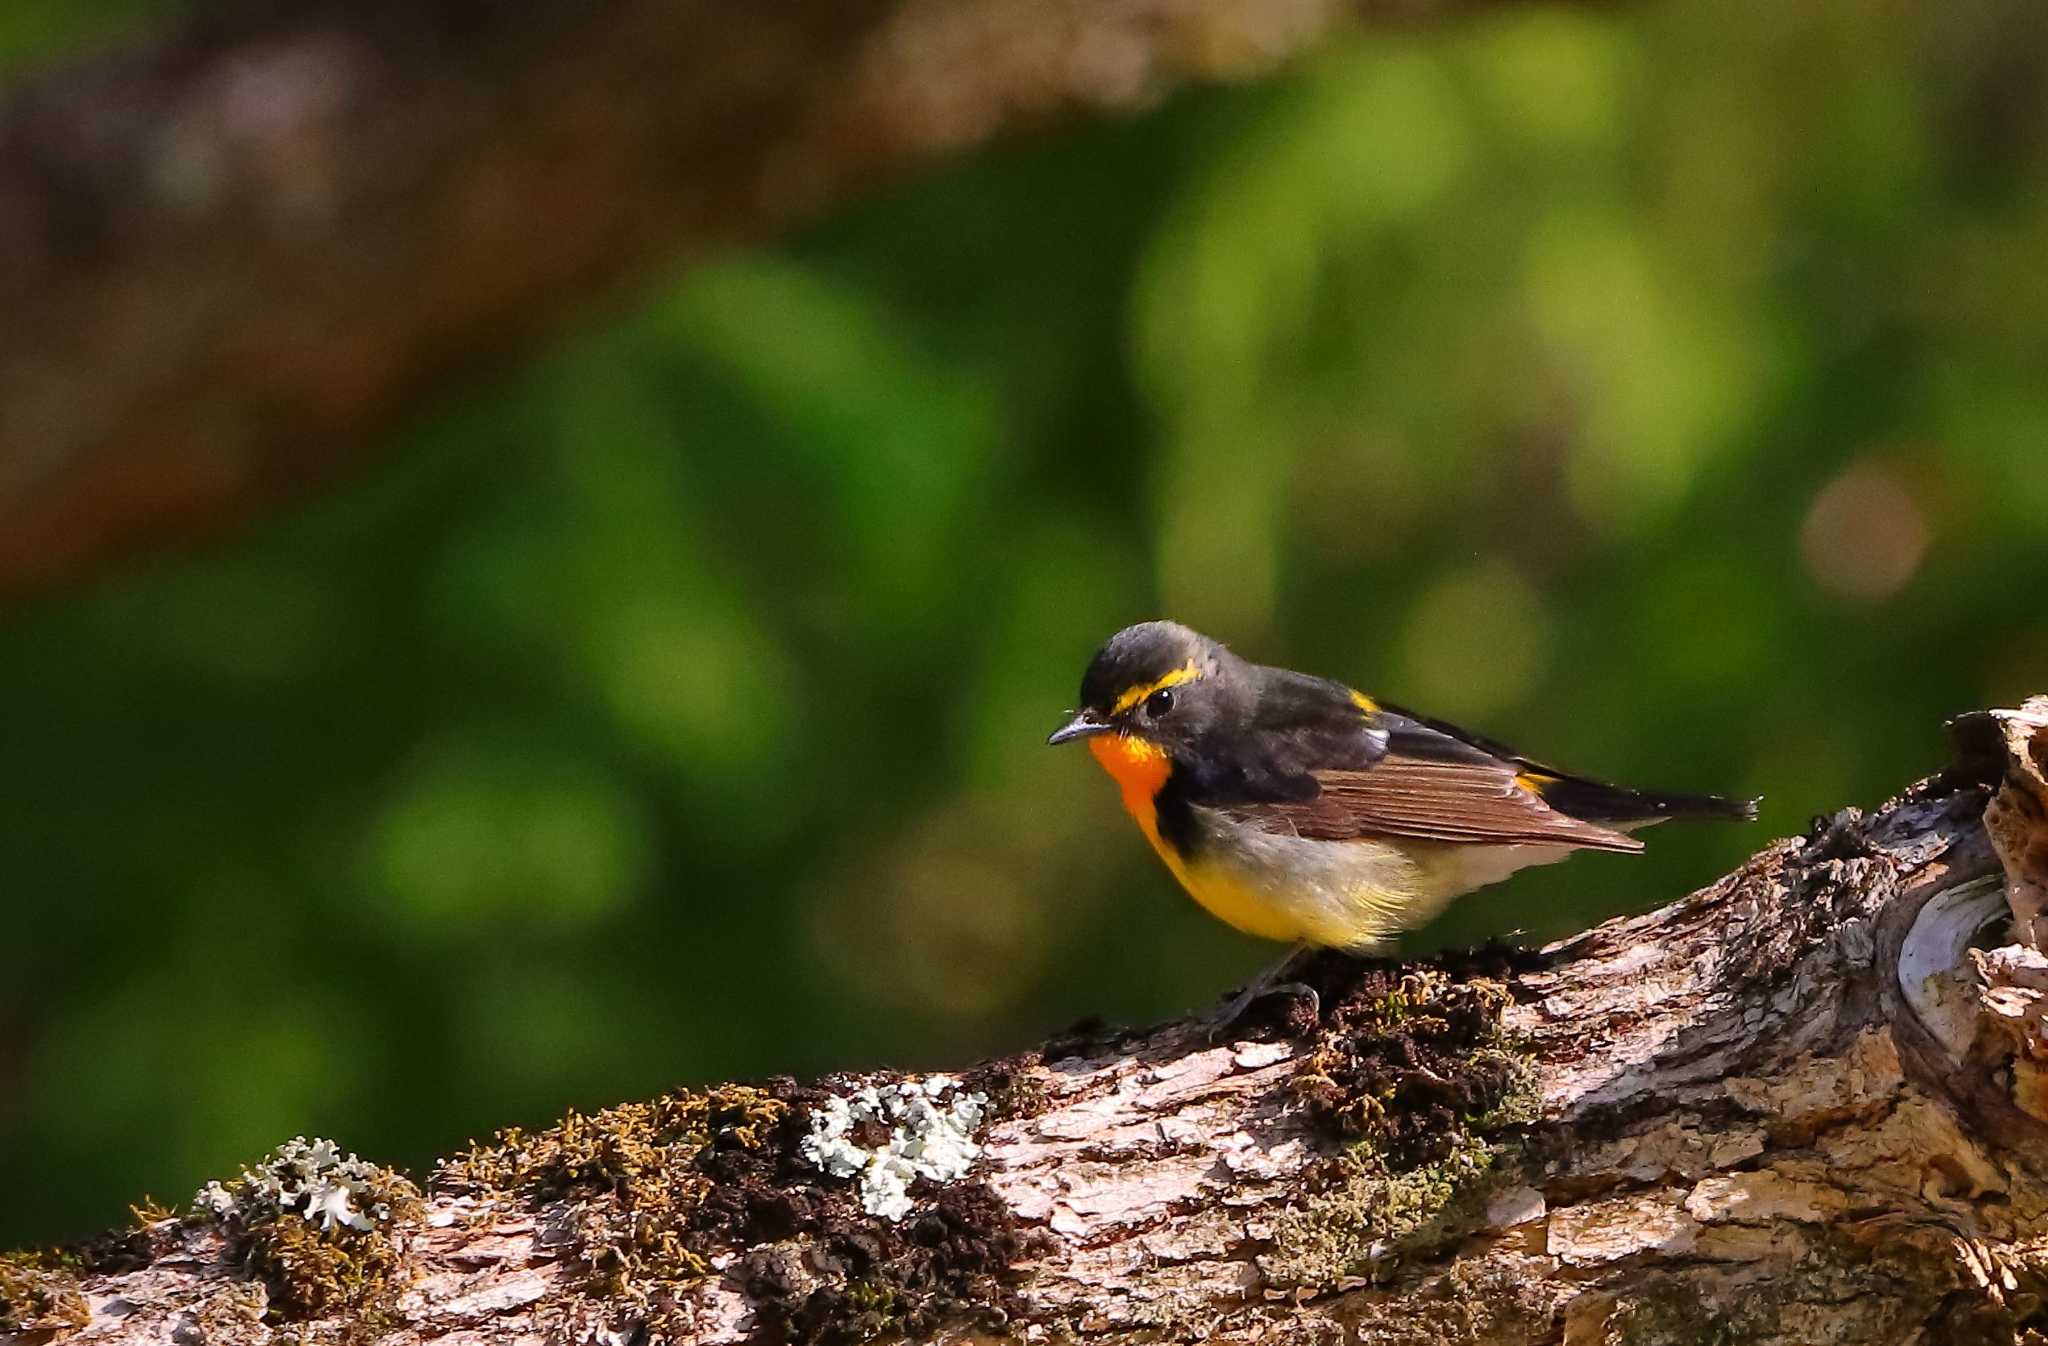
[5,0,2048,1243]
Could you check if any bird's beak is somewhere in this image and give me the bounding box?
[1047,709,1111,746]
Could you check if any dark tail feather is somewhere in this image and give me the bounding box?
[1532,774,1759,825]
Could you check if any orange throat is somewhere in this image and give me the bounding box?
[1085,728,1311,945]
[1087,733,1173,843]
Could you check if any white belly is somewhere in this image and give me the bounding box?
[1184,805,1580,951]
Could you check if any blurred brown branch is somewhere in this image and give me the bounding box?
[16,701,2048,1343]
[0,0,1552,602]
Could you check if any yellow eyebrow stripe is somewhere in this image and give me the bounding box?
[1349,688,1380,715]
[1111,661,1203,716]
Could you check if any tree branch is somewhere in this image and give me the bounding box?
[10,697,2048,1344]
[0,0,1552,600]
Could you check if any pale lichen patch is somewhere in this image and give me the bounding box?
[194,1136,423,1322]
[198,1136,404,1235]
[799,1076,987,1220]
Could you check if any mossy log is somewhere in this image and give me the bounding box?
[13,697,2048,1346]
[0,0,1555,602]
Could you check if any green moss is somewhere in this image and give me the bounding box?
[1265,1134,1503,1289]
[1287,965,1533,1160]
[237,1211,411,1321]
[1333,1262,1557,1345]
[448,1082,789,1195]
[1261,958,1543,1292]
[442,1082,790,1292]
[737,1180,1042,1346]
[129,1196,178,1225]
[1603,1278,1765,1346]
[443,1076,1041,1344]
[0,1201,184,1332]
[961,1055,1052,1124]
[0,1253,89,1335]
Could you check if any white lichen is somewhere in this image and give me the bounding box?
[193,1136,395,1233]
[195,1181,238,1217]
[800,1075,988,1220]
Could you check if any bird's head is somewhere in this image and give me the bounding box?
[1047,620,1242,759]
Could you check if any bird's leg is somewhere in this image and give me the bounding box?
[1207,942,1320,1039]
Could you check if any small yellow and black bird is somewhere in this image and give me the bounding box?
[1049,621,1754,1018]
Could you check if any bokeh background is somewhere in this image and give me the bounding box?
[5,0,2048,1245]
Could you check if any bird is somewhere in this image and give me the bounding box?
[1047,620,1756,1025]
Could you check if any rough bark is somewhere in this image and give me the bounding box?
[0,0,1557,602]
[10,697,2048,1346]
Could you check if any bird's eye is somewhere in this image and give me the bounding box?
[1145,688,1175,718]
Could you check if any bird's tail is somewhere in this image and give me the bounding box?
[1527,773,1759,826]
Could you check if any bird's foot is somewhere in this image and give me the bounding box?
[1205,953,1321,1042]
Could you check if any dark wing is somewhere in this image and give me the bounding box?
[1380,702,1758,825]
[1217,700,1643,853]
[1274,758,1644,851]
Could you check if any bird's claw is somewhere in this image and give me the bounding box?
[1205,979,1320,1043]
